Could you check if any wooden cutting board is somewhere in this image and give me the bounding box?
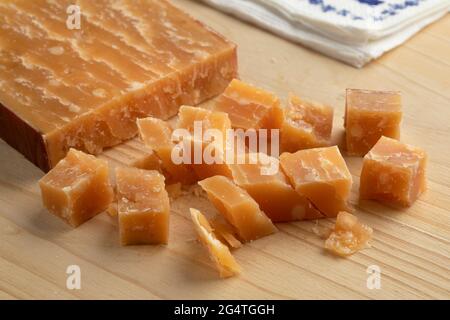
[0,0,449,299]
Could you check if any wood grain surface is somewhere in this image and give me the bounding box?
[0,0,449,299]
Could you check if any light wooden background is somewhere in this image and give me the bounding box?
[0,0,449,299]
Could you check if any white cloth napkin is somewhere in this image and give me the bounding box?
[201,0,450,67]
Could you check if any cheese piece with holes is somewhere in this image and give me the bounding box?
[198,175,277,242]
[230,153,324,222]
[137,117,196,184]
[0,0,237,171]
[190,208,241,278]
[39,148,113,227]
[281,93,333,152]
[280,146,352,217]
[116,167,169,245]
[214,79,284,130]
[325,211,373,257]
[360,136,427,207]
[345,89,402,156]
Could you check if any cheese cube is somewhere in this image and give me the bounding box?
[214,79,284,130]
[281,94,333,152]
[325,211,373,257]
[230,153,324,222]
[176,105,231,138]
[116,167,170,245]
[280,146,352,217]
[345,89,402,156]
[190,208,241,278]
[198,175,277,242]
[39,148,114,227]
[360,136,427,207]
[137,117,196,184]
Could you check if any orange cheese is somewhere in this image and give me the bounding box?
[209,215,243,249]
[214,79,284,130]
[190,208,241,278]
[360,136,427,207]
[230,153,324,222]
[137,117,196,184]
[39,148,113,227]
[345,89,402,156]
[281,93,333,152]
[0,0,237,171]
[280,146,352,217]
[325,212,373,257]
[198,175,277,242]
[116,167,170,245]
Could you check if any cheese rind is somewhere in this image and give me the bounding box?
[0,0,237,171]
[345,89,402,156]
[198,175,277,242]
[214,79,284,130]
[360,136,427,207]
[281,94,333,152]
[116,167,170,245]
[190,208,241,278]
[324,211,373,257]
[39,148,113,227]
[280,146,352,217]
[230,153,324,222]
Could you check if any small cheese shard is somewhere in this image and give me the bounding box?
[116,167,170,246]
[360,136,427,207]
[230,153,324,222]
[214,79,284,130]
[198,175,277,242]
[209,215,243,249]
[39,148,113,227]
[0,0,237,171]
[137,117,197,184]
[324,211,373,257]
[345,89,402,156]
[190,208,241,278]
[280,146,352,217]
[176,105,231,138]
[281,94,333,152]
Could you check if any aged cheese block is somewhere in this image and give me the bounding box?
[325,211,373,257]
[280,146,352,217]
[214,79,284,131]
[198,175,277,242]
[137,117,197,184]
[39,148,113,227]
[230,153,324,222]
[360,136,427,207]
[281,93,333,153]
[0,0,237,171]
[190,208,241,278]
[116,167,170,246]
[345,89,402,156]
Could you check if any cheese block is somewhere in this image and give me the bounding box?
[360,136,427,207]
[325,212,373,257]
[39,148,113,227]
[280,146,353,217]
[190,208,241,278]
[214,79,284,130]
[230,153,324,222]
[198,175,277,242]
[281,93,333,152]
[345,89,402,156]
[116,167,170,246]
[0,0,237,171]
